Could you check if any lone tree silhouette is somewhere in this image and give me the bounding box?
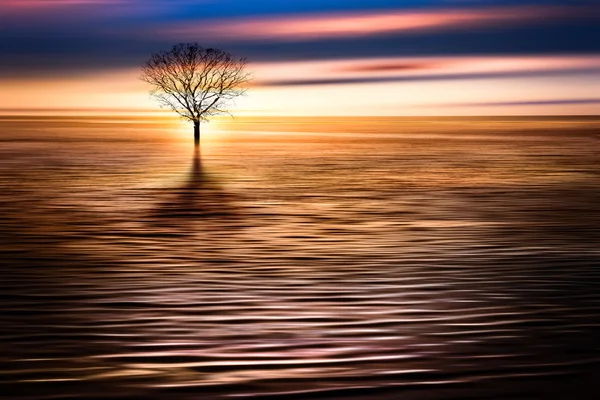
[141,43,250,146]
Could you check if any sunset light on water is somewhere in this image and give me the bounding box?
[1,0,599,399]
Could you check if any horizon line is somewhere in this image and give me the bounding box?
[1,113,599,118]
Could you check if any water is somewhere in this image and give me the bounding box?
[1,116,599,399]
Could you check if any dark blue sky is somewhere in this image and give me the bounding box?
[0,0,598,77]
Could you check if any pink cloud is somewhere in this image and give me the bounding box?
[0,0,128,8]
[250,55,600,87]
[335,56,600,76]
[159,5,583,42]
[0,0,137,18]
[0,0,198,17]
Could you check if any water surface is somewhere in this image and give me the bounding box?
[1,116,600,399]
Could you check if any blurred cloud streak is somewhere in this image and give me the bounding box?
[0,0,211,18]
[446,99,600,107]
[157,5,588,42]
[0,0,124,6]
[253,56,600,87]
[0,0,131,13]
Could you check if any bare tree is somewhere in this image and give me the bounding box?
[141,43,251,146]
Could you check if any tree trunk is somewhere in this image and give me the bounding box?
[193,121,200,146]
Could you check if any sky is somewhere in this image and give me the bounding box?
[0,0,599,116]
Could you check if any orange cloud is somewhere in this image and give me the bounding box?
[339,62,441,73]
[159,5,582,42]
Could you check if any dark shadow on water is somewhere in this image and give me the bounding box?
[148,146,242,226]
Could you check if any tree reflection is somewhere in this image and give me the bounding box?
[149,147,241,225]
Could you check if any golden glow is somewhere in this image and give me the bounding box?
[2,56,599,116]
[0,69,152,112]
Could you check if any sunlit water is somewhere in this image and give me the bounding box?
[1,116,599,399]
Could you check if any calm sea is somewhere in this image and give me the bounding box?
[1,116,599,399]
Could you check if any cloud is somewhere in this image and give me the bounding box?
[0,0,211,10]
[254,56,600,87]
[1,0,115,4]
[0,0,210,18]
[452,99,600,107]
[157,5,589,42]
[340,62,440,73]
[0,0,130,9]
[257,70,600,86]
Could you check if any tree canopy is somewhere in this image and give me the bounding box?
[141,43,251,128]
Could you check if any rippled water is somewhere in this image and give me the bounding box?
[1,116,600,399]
